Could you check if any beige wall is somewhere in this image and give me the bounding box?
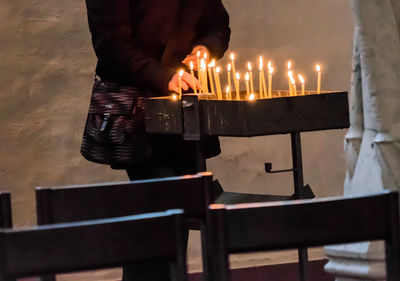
[0,0,353,277]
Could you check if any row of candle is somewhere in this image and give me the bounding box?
[176,52,323,100]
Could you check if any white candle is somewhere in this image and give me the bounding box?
[247,62,254,94]
[235,72,240,100]
[208,61,215,95]
[190,61,197,94]
[230,53,236,80]
[316,64,321,94]
[288,70,293,96]
[298,74,305,95]
[259,57,264,99]
[290,76,296,96]
[245,72,250,99]
[178,69,184,98]
[226,85,231,100]
[196,51,201,81]
[268,61,274,98]
[227,63,232,98]
[215,66,222,99]
[201,58,208,93]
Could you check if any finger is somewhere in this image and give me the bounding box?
[182,73,196,90]
[181,81,189,91]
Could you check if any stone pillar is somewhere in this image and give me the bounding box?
[324,0,400,280]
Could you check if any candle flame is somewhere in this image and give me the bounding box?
[249,93,255,100]
[172,94,178,100]
[288,61,292,70]
[230,53,235,61]
[316,64,321,72]
[200,58,206,69]
[245,72,250,81]
[204,53,207,60]
[228,63,231,71]
[179,69,184,77]
[298,74,305,84]
[290,76,296,85]
[208,61,215,68]
[190,61,194,70]
[197,51,200,58]
[226,85,230,94]
[288,70,293,78]
[235,72,240,80]
[268,61,273,74]
[247,62,252,71]
[259,56,263,71]
[269,66,274,74]
[216,66,221,73]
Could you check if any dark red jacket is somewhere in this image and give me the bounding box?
[85,0,231,95]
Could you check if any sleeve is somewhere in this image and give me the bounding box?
[193,0,231,59]
[85,0,176,94]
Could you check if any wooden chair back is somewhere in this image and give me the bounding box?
[0,192,12,228]
[207,191,400,281]
[36,172,214,227]
[0,210,187,281]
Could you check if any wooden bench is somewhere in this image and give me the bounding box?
[35,172,217,280]
[0,210,187,281]
[206,191,400,281]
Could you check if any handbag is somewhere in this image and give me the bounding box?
[80,77,153,168]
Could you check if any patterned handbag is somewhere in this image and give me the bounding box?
[80,77,153,168]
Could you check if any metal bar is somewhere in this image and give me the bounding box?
[290,132,308,281]
[195,141,207,172]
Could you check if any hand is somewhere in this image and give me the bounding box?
[168,71,202,93]
[181,45,210,68]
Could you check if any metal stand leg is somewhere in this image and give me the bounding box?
[291,132,308,281]
[195,141,207,172]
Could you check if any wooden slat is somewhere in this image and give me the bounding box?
[36,172,213,225]
[0,211,186,279]
[224,193,394,252]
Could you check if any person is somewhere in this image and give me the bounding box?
[84,0,230,280]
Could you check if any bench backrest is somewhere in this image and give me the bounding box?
[0,210,187,281]
[36,172,213,225]
[207,192,400,281]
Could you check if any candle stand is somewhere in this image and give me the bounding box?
[145,91,349,281]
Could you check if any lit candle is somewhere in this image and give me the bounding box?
[201,58,208,93]
[203,54,209,92]
[247,62,254,94]
[227,63,232,98]
[249,93,255,101]
[288,70,293,96]
[178,69,184,98]
[190,61,197,94]
[172,94,178,100]
[230,53,236,80]
[197,51,201,81]
[215,66,222,99]
[226,85,231,100]
[290,76,296,96]
[287,61,292,96]
[208,61,215,95]
[268,61,274,98]
[235,72,240,100]
[259,57,264,99]
[245,72,250,99]
[316,64,321,94]
[298,74,305,95]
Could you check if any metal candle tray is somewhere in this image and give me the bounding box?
[145,91,349,140]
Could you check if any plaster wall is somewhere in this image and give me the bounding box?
[0,0,353,279]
